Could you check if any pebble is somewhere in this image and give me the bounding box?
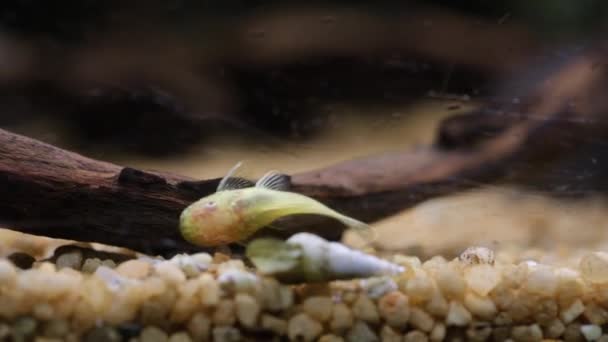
[361,277,398,299]
[140,326,169,342]
[581,325,603,341]
[42,319,70,338]
[464,292,497,320]
[404,330,429,342]
[346,321,378,342]
[464,264,501,296]
[525,266,558,296]
[302,296,333,322]
[213,299,236,326]
[168,332,193,342]
[83,326,121,342]
[235,293,260,328]
[563,323,584,341]
[187,312,211,341]
[544,318,566,339]
[261,314,287,335]
[584,302,608,325]
[511,324,543,341]
[405,273,435,303]
[436,266,466,299]
[140,301,170,327]
[410,307,434,332]
[430,323,446,342]
[154,262,186,284]
[81,258,103,273]
[580,252,608,283]
[459,246,495,265]
[115,260,151,279]
[352,295,380,324]
[56,251,83,270]
[378,291,410,327]
[426,290,449,317]
[561,299,586,324]
[199,274,220,307]
[318,334,345,342]
[288,313,323,342]
[466,322,492,342]
[446,301,472,326]
[212,326,241,342]
[12,317,38,341]
[380,325,402,342]
[330,303,354,334]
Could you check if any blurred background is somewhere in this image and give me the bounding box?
[2,0,608,262]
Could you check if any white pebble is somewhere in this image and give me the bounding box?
[525,266,558,296]
[446,301,471,326]
[561,299,585,324]
[581,324,602,341]
[459,246,495,265]
[581,252,608,284]
[464,264,501,296]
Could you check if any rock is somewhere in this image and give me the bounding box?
[56,251,83,270]
[352,295,380,324]
[261,314,287,335]
[380,325,402,342]
[525,266,558,296]
[212,326,241,342]
[430,323,446,342]
[187,312,211,341]
[168,332,193,342]
[42,319,70,338]
[140,301,170,327]
[409,307,434,332]
[212,300,236,326]
[33,303,55,321]
[581,252,608,284]
[318,334,345,342]
[154,262,186,284]
[544,318,566,339]
[511,324,542,342]
[581,325,602,341]
[459,246,495,265]
[446,301,472,326]
[330,303,354,334]
[561,299,585,324]
[199,274,220,307]
[563,323,584,342]
[405,273,435,303]
[584,302,608,325]
[436,266,466,299]
[140,326,169,342]
[464,264,501,296]
[404,330,429,342]
[378,291,410,327]
[303,296,333,322]
[464,292,497,320]
[235,293,260,328]
[83,326,121,342]
[12,317,38,341]
[361,277,398,299]
[81,258,103,273]
[116,260,151,279]
[346,321,378,342]
[288,313,323,342]
[426,291,449,317]
[466,322,492,342]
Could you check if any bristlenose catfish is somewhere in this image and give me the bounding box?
[179,162,375,247]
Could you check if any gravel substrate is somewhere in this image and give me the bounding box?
[2,247,608,341]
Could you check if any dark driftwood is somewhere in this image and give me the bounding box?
[0,50,606,255]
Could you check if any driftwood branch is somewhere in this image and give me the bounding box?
[1,50,607,255]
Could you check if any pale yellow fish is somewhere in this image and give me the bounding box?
[179,162,375,247]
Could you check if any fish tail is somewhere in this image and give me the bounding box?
[337,216,377,244]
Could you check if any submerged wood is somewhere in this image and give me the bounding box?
[0,50,606,255]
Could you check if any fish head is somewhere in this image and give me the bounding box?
[179,191,243,246]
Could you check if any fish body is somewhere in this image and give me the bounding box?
[179,163,374,247]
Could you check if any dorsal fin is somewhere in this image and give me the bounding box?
[217,161,255,191]
[255,170,290,191]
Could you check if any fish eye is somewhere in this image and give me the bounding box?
[205,201,217,208]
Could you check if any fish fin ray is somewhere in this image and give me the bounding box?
[217,161,256,191]
[255,170,290,191]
